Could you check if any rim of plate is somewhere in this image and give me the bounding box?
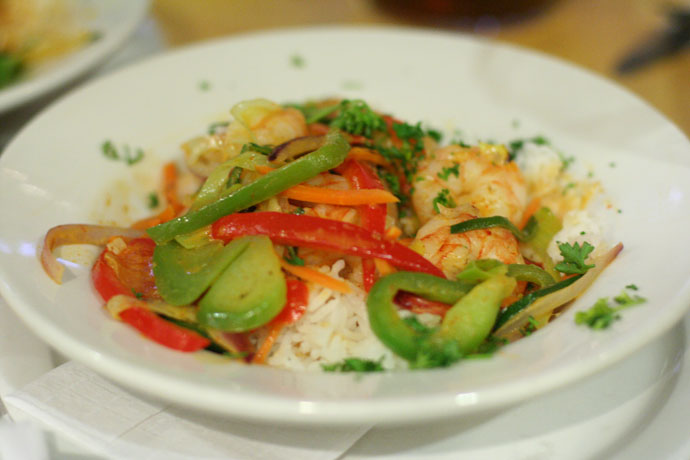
[1,25,690,426]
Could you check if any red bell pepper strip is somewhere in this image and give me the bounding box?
[270,279,309,325]
[92,250,131,302]
[118,306,211,352]
[93,249,210,352]
[211,212,444,278]
[339,159,387,290]
[395,291,452,318]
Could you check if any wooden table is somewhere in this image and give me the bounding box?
[151,0,690,137]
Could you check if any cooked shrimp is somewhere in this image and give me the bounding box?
[412,206,524,279]
[412,143,527,226]
[183,99,308,177]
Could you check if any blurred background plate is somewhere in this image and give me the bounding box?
[0,0,149,115]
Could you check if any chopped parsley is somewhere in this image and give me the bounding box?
[331,99,386,138]
[198,80,211,91]
[207,121,230,135]
[240,142,273,155]
[402,315,436,335]
[132,290,144,299]
[289,54,306,69]
[377,169,404,203]
[519,316,540,336]
[554,242,595,275]
[437,164,460,181]
[322,357,385,372]
[147,192,159,209]
[101,140,144,166]
[0,52,23,89]
[575,286,647,329]
[284,246,305,266]
[432,188,456,213]
[292,207,305,215]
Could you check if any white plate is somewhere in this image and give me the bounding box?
[0,27,689,426]
[0,0,149,114]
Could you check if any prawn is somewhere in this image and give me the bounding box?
[412,143,527,226]
[412,205,524,280]
[183,99,307,177]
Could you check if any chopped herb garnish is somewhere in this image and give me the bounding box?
[132,290,144,299]
[609,162,616,168]
[322,357,385,372]
[437,164,460,181]
[207,121,230,135]
[147,192,159,209]
[554,241,595,275]
[198,80,211,91]
[467,335,509,358]
[575,286,646,329]
[240,142,273,155]
[290,54,306,68]
[402,316,437,335]
[625,284,638,291]
[331,99,386,138]
[520,316,540,336]
[432,188,456,213]
[0,52,24,89]
[101,140,144,166]
[292,207,305,215]
[580,231,586,235]
[377,169,405,204]
[284,246,305,266]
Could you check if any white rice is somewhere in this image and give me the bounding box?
[265,260,408,371]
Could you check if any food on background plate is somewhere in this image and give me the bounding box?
[40,97,622,371]
[0,0,97,88]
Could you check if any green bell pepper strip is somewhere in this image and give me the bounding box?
[457,259,555,288]
[367,271,515,366]
[147,130,350,244]
[493,274,582,331]
[506,264,555,288]
[449,207,562,280]
[189,151,269,212]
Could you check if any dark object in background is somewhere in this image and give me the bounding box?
[375,0,557,19]
[616,6,690,74]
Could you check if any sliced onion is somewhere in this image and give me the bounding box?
[41,224,146,284]
[207,329,253,357]
[269,135,325,165]
[105,294,199,323]
[494,242,624,341]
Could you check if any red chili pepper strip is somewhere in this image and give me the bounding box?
[92,250,131,302]
[119,306,210,352]
[270,279,309,325]
[212,212,444,278]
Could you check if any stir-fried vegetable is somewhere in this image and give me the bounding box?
[147,130,350,244]
[38,97,625,371]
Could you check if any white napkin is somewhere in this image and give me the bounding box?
[2,361,370,460]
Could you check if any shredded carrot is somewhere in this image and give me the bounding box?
[130,204,176,230]
[519,197,541,229]
[252,322,284,364]
[347,147,390,166]
[374,258,396,276]
[162,162,184,214]
[280,259,351,293]
[281,185,398,205]
[384,226,402,240]
[254,165,275,175]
